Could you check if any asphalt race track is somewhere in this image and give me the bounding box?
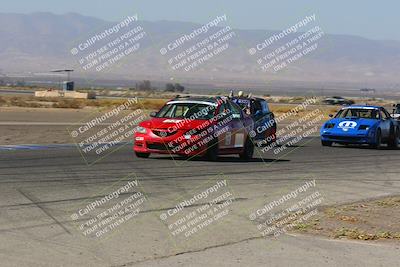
[1,139,400,266]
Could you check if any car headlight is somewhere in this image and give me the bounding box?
[324,123,335,129]
[358,125,370,130]
[136,126,147,134]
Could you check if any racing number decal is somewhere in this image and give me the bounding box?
[223,132,244,148]
[234,133,244,147]
[222,131,237,148]
[338,121,357,131]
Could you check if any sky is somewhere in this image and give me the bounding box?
[2,0,400,41]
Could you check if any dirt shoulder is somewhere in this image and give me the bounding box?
[0,107,94,122]
[0,107,147,145]
[292,196,400,241]
[0,107,96,145]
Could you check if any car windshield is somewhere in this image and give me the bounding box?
[396,106,400,114]
[335,108,379,119]
[232,98,266,115]
[155,102,216,119]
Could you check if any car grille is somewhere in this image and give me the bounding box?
[147,142,169,151]
[152,129,177,137]
[325,135,363,142]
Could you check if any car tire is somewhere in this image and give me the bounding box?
[321,140,332,147]
[135,152,150,158]
[239,138,254,160]
[372,129,382,149]
[388,126,399,149]
[205,139,219,161]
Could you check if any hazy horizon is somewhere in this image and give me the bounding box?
[2,0,400,41]
[1,10,398,43]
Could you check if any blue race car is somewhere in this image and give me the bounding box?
[320,105,399,149]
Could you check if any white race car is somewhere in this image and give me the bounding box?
[393,104,400,120]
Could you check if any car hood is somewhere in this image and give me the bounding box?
[322,118,378,133]
[139,118,207,131]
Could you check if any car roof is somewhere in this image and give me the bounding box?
[341,105,382,110]
[167,96,226,106]
[230,96,266,102]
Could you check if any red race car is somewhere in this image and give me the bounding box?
[134,96,255,160]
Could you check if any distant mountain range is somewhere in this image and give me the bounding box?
[0,12,400,86]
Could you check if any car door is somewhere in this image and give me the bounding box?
[251,100,263,140]
[379,108,391,139]
[216,101,245,149]
[227,101,246,148]
[215,102,234,149]
[253,100,275,140]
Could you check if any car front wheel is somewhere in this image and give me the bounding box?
[205,139,219,161]
[371,129,382,149]
[321,140,332,147]
[239,138,254,160]
[135,152,150,158]
[388,126,399,149]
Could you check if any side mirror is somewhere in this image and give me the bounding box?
[329,114,334,118]
[149,111,157,117]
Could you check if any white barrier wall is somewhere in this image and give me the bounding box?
[34,90,95,99]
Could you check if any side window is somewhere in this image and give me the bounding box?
[175,105,189,117]
[261,100,270,114]
[335,109,343,118]
[218,103,229,116]
[381,109,390,119]
[253,101,263,115]
[371,110,379,119]
[385,109,391,118]
[343,109,351,117]
[163,105,176,118]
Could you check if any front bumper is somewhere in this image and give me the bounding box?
[133,132,208,156]
[320,132,373,144]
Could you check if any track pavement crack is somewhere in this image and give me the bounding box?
[112,235,263,267]
[16,188,72,235]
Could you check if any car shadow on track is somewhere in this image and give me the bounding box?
[147,156,290,163]
[329,144,396,150]
[257,144,305,148]
[216,157,290,163]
